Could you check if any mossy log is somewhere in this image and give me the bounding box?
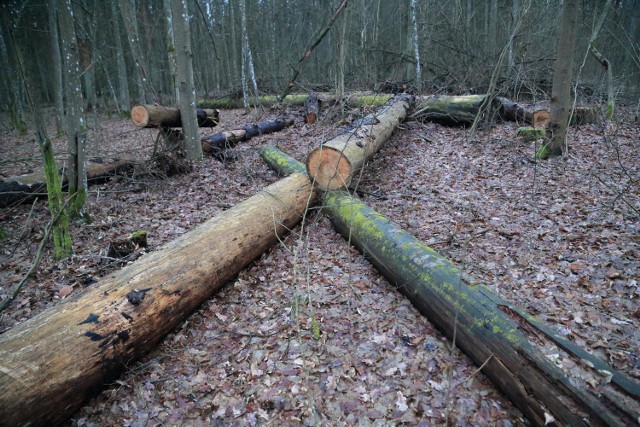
[201,117,294,156]
[516,126,545,141]
[0,158,134,208]
[130,105,219,128]
[571,106,598,125]
[260,148,640,427]
[197,92,393,110]
[0,173,317,426]
[412,94,502,126]
[306,94,414,190]
[497,97,549,127]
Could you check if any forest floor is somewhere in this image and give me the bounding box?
[0,100,639,426]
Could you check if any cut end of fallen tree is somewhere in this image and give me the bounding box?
[533,109,549,127]
[306,146,352,190]
[304,92,319,124]
[306,94,414,190]
[131,105,219,128]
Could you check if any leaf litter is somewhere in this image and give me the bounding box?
[0,103,638,426]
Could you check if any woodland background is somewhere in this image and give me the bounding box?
[1,0,639,118]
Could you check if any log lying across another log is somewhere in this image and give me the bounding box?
[306,94,414,190]
[131,104,219,128]
[201,117,294,155]
[262,148,640,427]
[0,158,134,208]
[0,172,317,426]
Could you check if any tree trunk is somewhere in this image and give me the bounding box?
[170,0,202,160]
[198,92,393,110]
[304,91,319,124]
[497,97,548,126]
[111,2,130,112]
[0,173,316,427]
[409,0,421,91]
[323,191,639,427]
[589,43,615,120]
[130,105,219,128]
[412,94,502,126]
[201,117,294,154]
[261,147,640,427]
[0,158,134,209]
[540,0,579,159]
[306,94,413,190]
[47,0,64,134]
[58,0,88,219]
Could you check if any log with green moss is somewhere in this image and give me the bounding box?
[260,147,640,426]
[516,126,545,141]
[197,92,393,110]
[411,94,503,126]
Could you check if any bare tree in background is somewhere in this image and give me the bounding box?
[170,0,201,160]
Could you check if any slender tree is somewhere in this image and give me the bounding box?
[58,0,88,218]
[47,0,64,134]
[410,0,421,91]
[538,0,579,159]
[170,0,202,160]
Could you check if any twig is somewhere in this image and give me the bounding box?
[0,198,70,313]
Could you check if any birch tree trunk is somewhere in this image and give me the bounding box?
[58,0,88,219]
[170,0,202,160]
[539,0,579,159]
[119,0,149,104]
[410,0,421,91]
[239,0,258,107]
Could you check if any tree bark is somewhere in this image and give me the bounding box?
[261,147,640,427]
[201,117,294,154]
[412,94,502,126]
[198,92,393,110]
[59,0,88,219]
[322,191,639,427]
[130,105,219,128]
[0,173,316,427]
[304,92,319,124]
[306,94,414,190]
[497,97,548,126]
[170,0,202,160]
[0,159,134,209]
[541,0,579,159]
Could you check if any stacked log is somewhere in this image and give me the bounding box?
[131,105,219,128]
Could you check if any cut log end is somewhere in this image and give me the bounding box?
[130,105,150,127]
[306,146,352,190]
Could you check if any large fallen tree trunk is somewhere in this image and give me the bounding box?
[411,94,502,126]
[412,95,551,127]
[130,105,219,128]
[0,173,316,426]
[201,117,294,155]
[197,92,393,110]
[306,94,414,190]
[260,148,640,427]
[0,158,134,208]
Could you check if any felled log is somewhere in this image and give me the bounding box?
[0,158,134,208]
[261,148,640,427]
[411,94,502,126]
[497,97,549,127]
[323,192,639,427]
[197,92,393,110]
[516,127,545,141]
[306,94,414,190]
[130,105,219,128]
[304,92,319,124]
[0,173,316,427]
[201,117,294,155]
[571,106,598,125]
